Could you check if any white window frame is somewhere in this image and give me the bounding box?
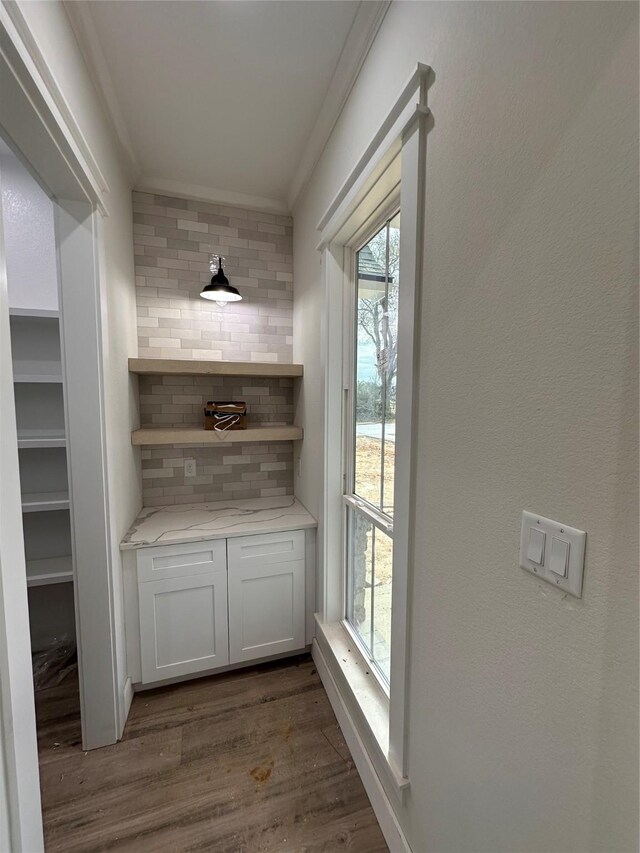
[342,206,401,696]
[315,63,430,794]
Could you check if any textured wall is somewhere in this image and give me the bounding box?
[293,3,639,852]
[133,191,293,362]
[139,374,294,505]
[0,147,58,312]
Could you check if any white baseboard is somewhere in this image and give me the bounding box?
[312,640,412,853]
[120,676,133,737]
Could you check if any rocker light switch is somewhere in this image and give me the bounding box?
[549,537,569,577]
[527,528,546,565]
[519,511,586,598]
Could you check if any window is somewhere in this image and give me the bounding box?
[345,214,400,687]
[318,64,428,786]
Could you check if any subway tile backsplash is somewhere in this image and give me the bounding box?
[139,375,294,428]
[133,191,296,506]
[141,443,293,507]
[133,191,293,362]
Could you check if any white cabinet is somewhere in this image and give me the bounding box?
[227,531,305,663]
[134,529,308,685]
[138,568,229,683]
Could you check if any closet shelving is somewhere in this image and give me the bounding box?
[10,308,73,589]
[17,428,67,449]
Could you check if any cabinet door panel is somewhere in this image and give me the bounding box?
[139,569,229,683]
[137,539,226,582]
[228,559,305,664]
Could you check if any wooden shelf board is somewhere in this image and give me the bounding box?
[132,425,303,447]
[129,357,303,378]
[21,490,70,513]
[17,429,66,449]
[26,555,73,587]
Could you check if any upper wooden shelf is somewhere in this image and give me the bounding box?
[131,425,303,447]
[129,358,303,378]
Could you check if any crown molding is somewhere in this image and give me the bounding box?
[0,0,110,214]
[286,0,391,213]
[136,176,289,216]
[63,0,139,182]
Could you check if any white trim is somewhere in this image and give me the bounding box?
[312,637,412,853]
[317,63,430,240]
[136,175,289,216]
[56,200,121,750]
[313,623,407,792]
[122,676,133,723]
[1,0,109,201]
[318,61,431,793]
[287,1,391,212]
[320,244,347,623]
[0,150,44,853]
[388,113,428,776]
[343,494,394,537]
[62,0,139,181]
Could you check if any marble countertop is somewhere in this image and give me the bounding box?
[121,495,317,550]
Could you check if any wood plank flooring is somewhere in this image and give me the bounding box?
[36,654,388,853]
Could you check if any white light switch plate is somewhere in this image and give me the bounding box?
[519,511,586,598]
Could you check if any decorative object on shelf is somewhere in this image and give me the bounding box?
[200,255,242,306]
[204,401,247,431]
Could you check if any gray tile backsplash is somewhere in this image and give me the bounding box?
[133,191,293,363]
[133,191,296,506]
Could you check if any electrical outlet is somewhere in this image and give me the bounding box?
[184,458,196,478]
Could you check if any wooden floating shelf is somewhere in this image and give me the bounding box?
[129,357,303,378]
[132,425,303,447]
[21,491,70,513]
[26,555,73,587]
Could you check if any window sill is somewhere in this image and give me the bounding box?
[314,617,409,794]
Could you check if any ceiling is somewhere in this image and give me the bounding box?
[74,0,378,210]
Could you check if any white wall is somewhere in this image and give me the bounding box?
[0,146,58,311]
[14,0,141,728]
[293,3,639,851]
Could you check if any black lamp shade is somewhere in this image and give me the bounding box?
[200,259,242,303]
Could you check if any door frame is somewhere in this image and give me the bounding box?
[0,8,124,845]
[0,158,44,853]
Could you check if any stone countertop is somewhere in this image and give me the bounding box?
[120,495,317,550]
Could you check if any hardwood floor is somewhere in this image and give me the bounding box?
[36,655,388,853]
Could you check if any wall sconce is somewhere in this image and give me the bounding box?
[200,255,242,307]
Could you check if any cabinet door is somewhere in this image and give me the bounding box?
[139,569,229,684]
[228,532,305,664]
